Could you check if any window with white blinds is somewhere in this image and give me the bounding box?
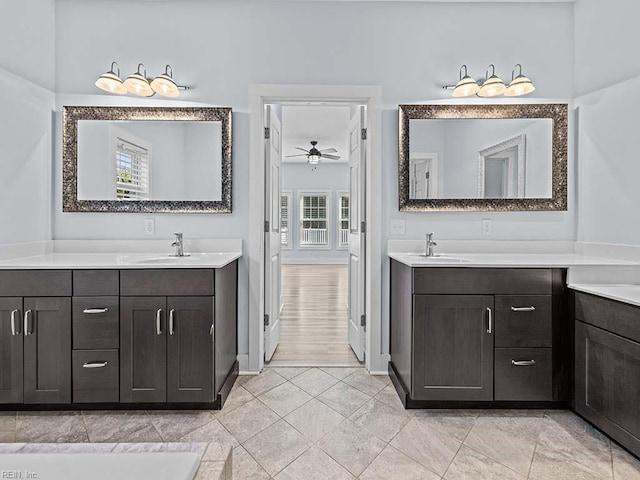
[116,138,150,200]
[338,193,349,248]
[299,192,330,248]
[280,191,292,248]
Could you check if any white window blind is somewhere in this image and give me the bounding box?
[300,193,329,247]
[280,191,291,248]
[116,138,149,200]
[339,193,349,247]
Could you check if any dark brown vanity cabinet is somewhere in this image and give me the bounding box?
[390,263,568,407]
[575,292,640,458]
[0,271,72,405]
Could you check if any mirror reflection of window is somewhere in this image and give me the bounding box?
[115,137,150,200]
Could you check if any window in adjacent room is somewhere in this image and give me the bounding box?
[299,191,330,248]
[338,191,349,248]
[280,190,292,248]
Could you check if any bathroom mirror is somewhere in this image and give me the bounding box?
[63,106,232,213]
[399,104,568,211]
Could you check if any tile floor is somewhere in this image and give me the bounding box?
[1,367,640,479]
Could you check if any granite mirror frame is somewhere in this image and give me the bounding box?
[398,103,568,212]
[63,106,232,213]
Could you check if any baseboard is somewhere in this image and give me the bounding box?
[281,258,349,265]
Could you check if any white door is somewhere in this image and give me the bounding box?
[348,106,366,361]
[264,105,282,361]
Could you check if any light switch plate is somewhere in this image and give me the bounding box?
[481,219,492,236]
[144,218,155,236]
[390,219,406,236]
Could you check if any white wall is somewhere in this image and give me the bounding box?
[282,163,349,263]
[574,0,640,246]
[52,0,575,357]
[0,0,55,245]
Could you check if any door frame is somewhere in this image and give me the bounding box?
[248,84,384,373]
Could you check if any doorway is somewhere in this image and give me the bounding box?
[264,103,365,367]
[248,85,385,374]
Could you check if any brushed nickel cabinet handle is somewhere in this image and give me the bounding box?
[169,309,175,335]
[11,309,20,336]
[156,309,163,335]
[83,361,108,368]
[511,306,536,312]
[83,308,109,314]
[486,307,493,334]
[209,324,214,337]
[24,310,33,336]
[512,359,536,366]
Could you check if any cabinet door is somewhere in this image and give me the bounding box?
[120,297,167,403]
[413,295,494,401]
[23,297,71,404]
[0,298,23,404]
[576,321,640,456]
[166,297,214,403]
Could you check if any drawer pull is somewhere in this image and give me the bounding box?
[486,307,493,334]
[512,359,536,366]
[156,309,163,335]
[24,310,33,336]
[83,361,108,368]
[511,306,536,312]
[83,308,109,314]
[11,309,20,336]
[169,309,176,335]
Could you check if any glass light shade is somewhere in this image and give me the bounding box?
[151,74,180,98]
[452,76,480,98]
[308,155,320,165]
[124,73,154,97]
[477,76,506,97]
[95,72,127,95]
[505,75,535,97]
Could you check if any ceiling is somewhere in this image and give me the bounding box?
[281,106,351,164]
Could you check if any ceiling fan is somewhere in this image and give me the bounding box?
[285,141,341,164]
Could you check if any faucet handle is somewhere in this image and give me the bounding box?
[426,232,435,240]
[173,232,183,238]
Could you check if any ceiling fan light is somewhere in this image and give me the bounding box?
[308,154,320,165]
[505,75,535,97]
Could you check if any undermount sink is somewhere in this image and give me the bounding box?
[404,253,470,263]
[123,253,228,264]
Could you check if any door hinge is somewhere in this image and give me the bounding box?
[361,221,366,234]
[360,314,366,329]
[264,314,270,327]
[361,128,367,141]
[264,127,270,140]
[264,220,270,233]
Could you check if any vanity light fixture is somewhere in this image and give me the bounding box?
[505,64,536,97]
[94,62,127,95]
[150,65,180,98]
[477,64,506,98]
[124,63,155,97]
[451,65,480,98]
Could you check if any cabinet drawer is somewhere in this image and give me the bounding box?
[72,350,119,403]
[575,292,640,344]
[73,270,119,296]
[120,269,214,296]
[72,297,119,349]
[495,348,553,401]
[0,270,71,297]
[413,268,552,295]
[495,295,552,347]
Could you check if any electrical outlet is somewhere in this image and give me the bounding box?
[390,219,406,235]
[481,219,492,236]
[144,218,155,236]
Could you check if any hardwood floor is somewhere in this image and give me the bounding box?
[268,264,361,367]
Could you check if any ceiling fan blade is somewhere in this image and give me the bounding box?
[321,154,341,160]
[320,148,338,153]
[295,147,310,153]
[285,154,309,158]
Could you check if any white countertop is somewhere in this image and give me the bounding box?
[569,284,640,308]
[0,252,242,269]
[388,252,636,268]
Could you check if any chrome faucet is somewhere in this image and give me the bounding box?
[424,232,438,257]
[171,232,186,257]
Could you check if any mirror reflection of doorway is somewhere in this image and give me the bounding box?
[483,146,518,198]
[409,153,438,200]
